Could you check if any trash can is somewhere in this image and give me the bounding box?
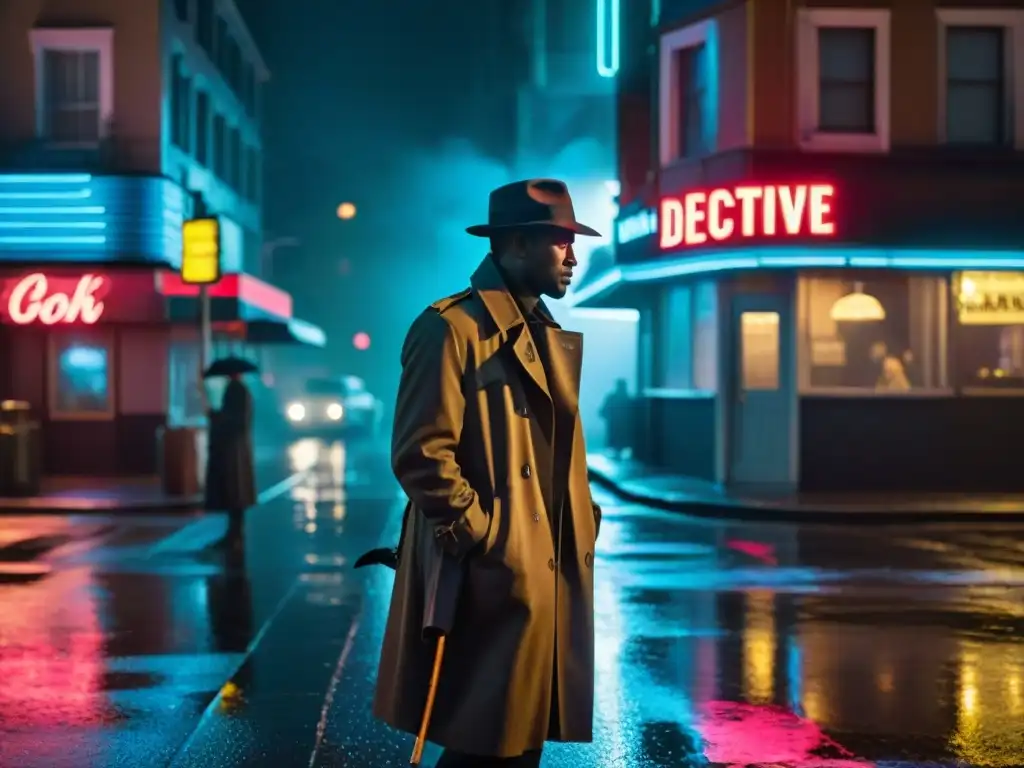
[0,400,41,497]
[158,425,204,497]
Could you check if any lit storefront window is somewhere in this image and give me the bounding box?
[797,274,949,392]
[49,335,113,418]
[955,271,1024,389]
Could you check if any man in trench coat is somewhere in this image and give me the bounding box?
[373,179,603,766]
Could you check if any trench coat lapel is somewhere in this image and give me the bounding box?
[539,321,582,418]
[471,256,551,401]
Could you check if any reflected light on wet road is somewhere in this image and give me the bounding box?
[7,445,1024,767]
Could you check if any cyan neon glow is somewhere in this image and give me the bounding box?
[0,174,189,265]
[0,235,107,245]
[569,247,1024,306]
[0,206,105,215]
[0,221,106,230]
[616,208,657,245]
[596,0,620,77]
[0,173,91,184]
[0,189,92,200]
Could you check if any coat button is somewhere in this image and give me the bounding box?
[521,463,531,479]
[585,551,593,568]
[532,512,540,522]
[547,558,555,571]
[516,405,528,417]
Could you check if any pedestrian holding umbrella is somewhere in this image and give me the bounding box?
[201,356,258,552]
[360,180,604,767]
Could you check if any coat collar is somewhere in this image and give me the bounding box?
[470,255,560,333]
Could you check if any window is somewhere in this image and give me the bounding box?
[196,0,213,53]
[818,28,875,133]
[195,90,210,165]
[797,273,948,393]
[243,63,255,113]
[32,28,113,146]
[740,313,780,390]
[212,113,225,179]
[655,280,718,391]
[796,9,890,152]
[939,10,1024,148]
[954,271,1024,389]
[245,146,260,201]
[168,338,206,425]
[228,40,242,95]
[49,336,114,419]
[228,126,241,191]
[215,17,229,74]
[676,44,707,158]
[946,28,1005,145]
[170,55,192,152]
[42,50,102,144]
[659,20,718,166]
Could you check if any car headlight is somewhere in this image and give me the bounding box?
[286,402,306,421]
[326,402,344,421]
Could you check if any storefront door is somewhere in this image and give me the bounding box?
[727,294,795,487]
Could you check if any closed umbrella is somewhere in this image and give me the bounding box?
[356,506,463,766]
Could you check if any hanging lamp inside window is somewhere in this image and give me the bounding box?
[829,281,886,322]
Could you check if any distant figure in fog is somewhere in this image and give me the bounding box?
[205,372,257,551]
[600,379,632,458]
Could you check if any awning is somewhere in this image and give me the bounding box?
[571,247,1024,308]
[158,271,326,348]
[243,318,326,347]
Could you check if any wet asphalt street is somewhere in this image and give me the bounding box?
[1,438,1024,767]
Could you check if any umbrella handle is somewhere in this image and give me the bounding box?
[410,634,446,766]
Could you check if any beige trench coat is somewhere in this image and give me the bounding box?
[373,255,601,758]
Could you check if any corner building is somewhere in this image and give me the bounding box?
[576,0,1024,492]
[0,0,323,477]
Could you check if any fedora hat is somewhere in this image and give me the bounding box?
[466,178,601,238]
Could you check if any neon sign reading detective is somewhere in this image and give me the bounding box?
[7,273,107,325]
[659,183,836,249]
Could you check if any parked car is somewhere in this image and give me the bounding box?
[284,376,384,437]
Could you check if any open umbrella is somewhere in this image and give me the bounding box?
[203,356,259,379]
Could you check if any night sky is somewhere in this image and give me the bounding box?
[236,0,521,395]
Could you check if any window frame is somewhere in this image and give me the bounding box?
[795,9,891,154]
[937,9,1024,149]
[30,27,114,148]
[659,19,718,166]
[48,331,116,421]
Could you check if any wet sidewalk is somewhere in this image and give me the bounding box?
[0,446,296,514]
[587,452,1024,523]
[4,438,1024,766]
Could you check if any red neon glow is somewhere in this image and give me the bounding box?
[158,272,293,320]
[659,183,836,249]
[7,273,107,325]
[353,332,371,351]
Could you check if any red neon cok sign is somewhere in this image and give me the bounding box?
[5,273,107,325]
[659,183,836,250]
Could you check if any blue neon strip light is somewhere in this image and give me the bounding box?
[0,173,91,184]
[0,221,106,230]
[596,0,620,77]
[0,206,105,215]
[0,235,106,245]
[570,247,1024,305]
[0,189,91,200]
[0,173,199,268]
